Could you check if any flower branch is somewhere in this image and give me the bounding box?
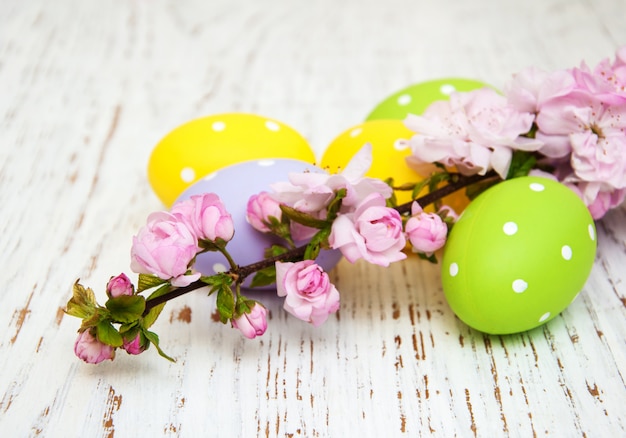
[67,45,626,364]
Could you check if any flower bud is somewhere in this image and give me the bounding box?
[232,302,268,339]
[405,202,448,256]
[106,273,134,298]
[246,192,283,233]
[122,333,146,355]
[171,193,234,243]
[74,330,115,364]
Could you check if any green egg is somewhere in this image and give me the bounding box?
[441,176,597,335]
[366,78,493,121]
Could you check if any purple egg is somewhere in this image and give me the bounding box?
[175,158,343,290]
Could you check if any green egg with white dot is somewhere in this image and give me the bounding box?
[441,176,597,335]
[366,78,493,120]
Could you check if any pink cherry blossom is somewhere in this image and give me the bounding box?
[106,273,134,298]
[246,191,283,233]
[231,302,268,339]
[585,186,626,219]
[276,260,340,327]
[130,211,200,287]
[74,330,115,364]
[122,334,146,355]
[566,181,626,219]
[505,67,576,115]
[405,88,542,179]
[270,144,392,216]
[171,193,234,243]
[595,45,626,94]
[405,203,448,255]
[329,192,406,267]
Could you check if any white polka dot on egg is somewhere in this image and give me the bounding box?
[539,312,551,322]
[449,262,459,277]
[588,224,595,241]
[503,221,518,235]
[265,120,280,132]
[212,263,227,273]
[394,139,409,151]
[529,182,545,192]
[512,279,528,293]
[180,167,196,183]
[561,245,573,260]
[440,84,456,95]
[212,121,226,131]
[350,127,363,137]
[397,94,412,106]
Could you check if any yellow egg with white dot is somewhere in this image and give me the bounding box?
[148,113,315,206]
[321,120,420,204]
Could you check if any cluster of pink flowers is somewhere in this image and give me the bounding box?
[74,273,145,364]
[405,45,626,218]
[245,145,452,327]
[130,193,235,287]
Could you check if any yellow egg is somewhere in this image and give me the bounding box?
[321,120,419,204]
[148,113,316,206]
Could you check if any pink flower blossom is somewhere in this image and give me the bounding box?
[231,302,268,339]
[585,186,626,219]
[276,260,340,327]
[106,273,134,298]
[405,88,542,179]
[246,191,283,233]
[130,211,200,287]
[171,193,234,243]
[122,334,146,355]
[594,45,626,95]
[270,144,392,215]
[566,181,626,219]
[405,203,448,255]
[329,192,407,267]
[74,330,115,364]
[505,67,576,115]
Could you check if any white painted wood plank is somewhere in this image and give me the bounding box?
[1,0,626,436]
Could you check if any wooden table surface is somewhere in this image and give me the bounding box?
[2,0,626,436]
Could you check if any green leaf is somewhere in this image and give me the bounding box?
[65,281,97,319]
[198,238,228,252]
[264,244,289,259]
[142,329,175,362]
[201,272,234,295]
[105,295,146,323]
[96,321,123,347]
[137,274,168,293]
[142,284,170,329]
[216,286,235,323]
[411,177,432,200]
[506,150,537,179]
[326,188,347,221]
[304,227,331,260]
[280,204,329,229]
[250,266,277,288]
[417,252,438,264]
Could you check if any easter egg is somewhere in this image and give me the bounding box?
[320,119,470,210]
[148,113,315,207]
[175,158,342,290]
[320,120,419,204]
[366,78,492,120]
[441,176,597,335]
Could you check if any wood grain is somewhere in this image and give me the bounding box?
[1,0,625,436]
